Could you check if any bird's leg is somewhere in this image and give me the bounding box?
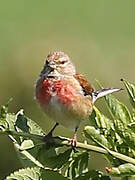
[43,122,59,142]
[70,127,78,148]
[48,122,59,136]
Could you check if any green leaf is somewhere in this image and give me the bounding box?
[5,166,68,180]
[128,122,135,132]
[105,94,132,126]
[1,109,56,168]
[6,113,17,131]
[89,106,117,149]
[89,107,126,154]
[85,120,125,166]
[20,140,34,150]
[89,106,114,130]
[102,95,135,155]
[0,99,13,130]
[40,168,69,180]
[121,79,135,108]
[106,163,135,177]
[74,170,111,180]
[38,148,72,169]
[118,127,135,151]
[0,98,12,119]
[1,107,72,170]
[13,110,72,170]
[5,166,40,180]
[12,110,47,167]
[0,119,8,130]
[15,109,44,136]
[84,126,111,149]
[66,151,89,179]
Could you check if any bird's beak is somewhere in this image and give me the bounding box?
[40,61,56,77]
[40,66,52,77]
[48,61,56,69]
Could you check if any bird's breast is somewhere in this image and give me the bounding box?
[52,79,76,106]
[36,78,76,107]
[36,79,52,106]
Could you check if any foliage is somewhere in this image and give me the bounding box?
[1,79,135,179]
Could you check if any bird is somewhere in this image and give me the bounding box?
[35,51,122,146]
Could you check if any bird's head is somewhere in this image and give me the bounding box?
[40,51,76,77]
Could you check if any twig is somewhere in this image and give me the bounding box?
[1,130,135,165]
[0,130,43,141]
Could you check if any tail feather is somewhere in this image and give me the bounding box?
[92,88,123,103]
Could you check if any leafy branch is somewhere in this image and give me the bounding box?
[1,129,135,166]
[1,79,135,180]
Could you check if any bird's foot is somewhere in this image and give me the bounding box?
[43,122,59,144]
[70,137,77,147]
[69,136,78,153]
[69,130,77,151]
[43,131,53,143]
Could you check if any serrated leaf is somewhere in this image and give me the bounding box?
[5,166,40,180]
[121,79,135,108]
[15,110,44,136]
[103,95,135,156]
[1,108,55,168]
[84,126,111,149]
[12,110,46,167]
[20,140,34,150]
[106,163,135,177]
[105,95,132,126]
[84,126,124,166]
[5,166,68,180]
[40,169,69,180]
[16,138,57,168]
[38,147,72,169]
[74,170,111,180]
[88,107,125,153]
[66,151,89,179]
[89,106,114,130]
[117,128,135,151]
[2,107,68,170]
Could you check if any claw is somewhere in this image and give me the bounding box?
[43,122,59,143]
[69,127,78,149]
[70,136,77,147]
[43,132,53,142]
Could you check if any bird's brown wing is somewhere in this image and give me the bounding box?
[74,73,94,96]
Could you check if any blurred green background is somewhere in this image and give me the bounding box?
[0,0,135,179]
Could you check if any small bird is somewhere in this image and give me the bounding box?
[35,51,121,146]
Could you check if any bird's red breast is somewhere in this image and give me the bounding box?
[36,79,52,106]
[36,78,76,108]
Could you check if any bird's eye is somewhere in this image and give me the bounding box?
[61,60,68,64]
[61,61,65,64]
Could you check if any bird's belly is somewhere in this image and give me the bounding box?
[46,94,92,130]
[46,95,79,130]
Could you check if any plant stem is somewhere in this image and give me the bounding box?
[0,130,43,141]
[61,138,135,165]
[14,143,44,168]
[1,130,135,165]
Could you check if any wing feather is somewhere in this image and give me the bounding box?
[74,73,94,96]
